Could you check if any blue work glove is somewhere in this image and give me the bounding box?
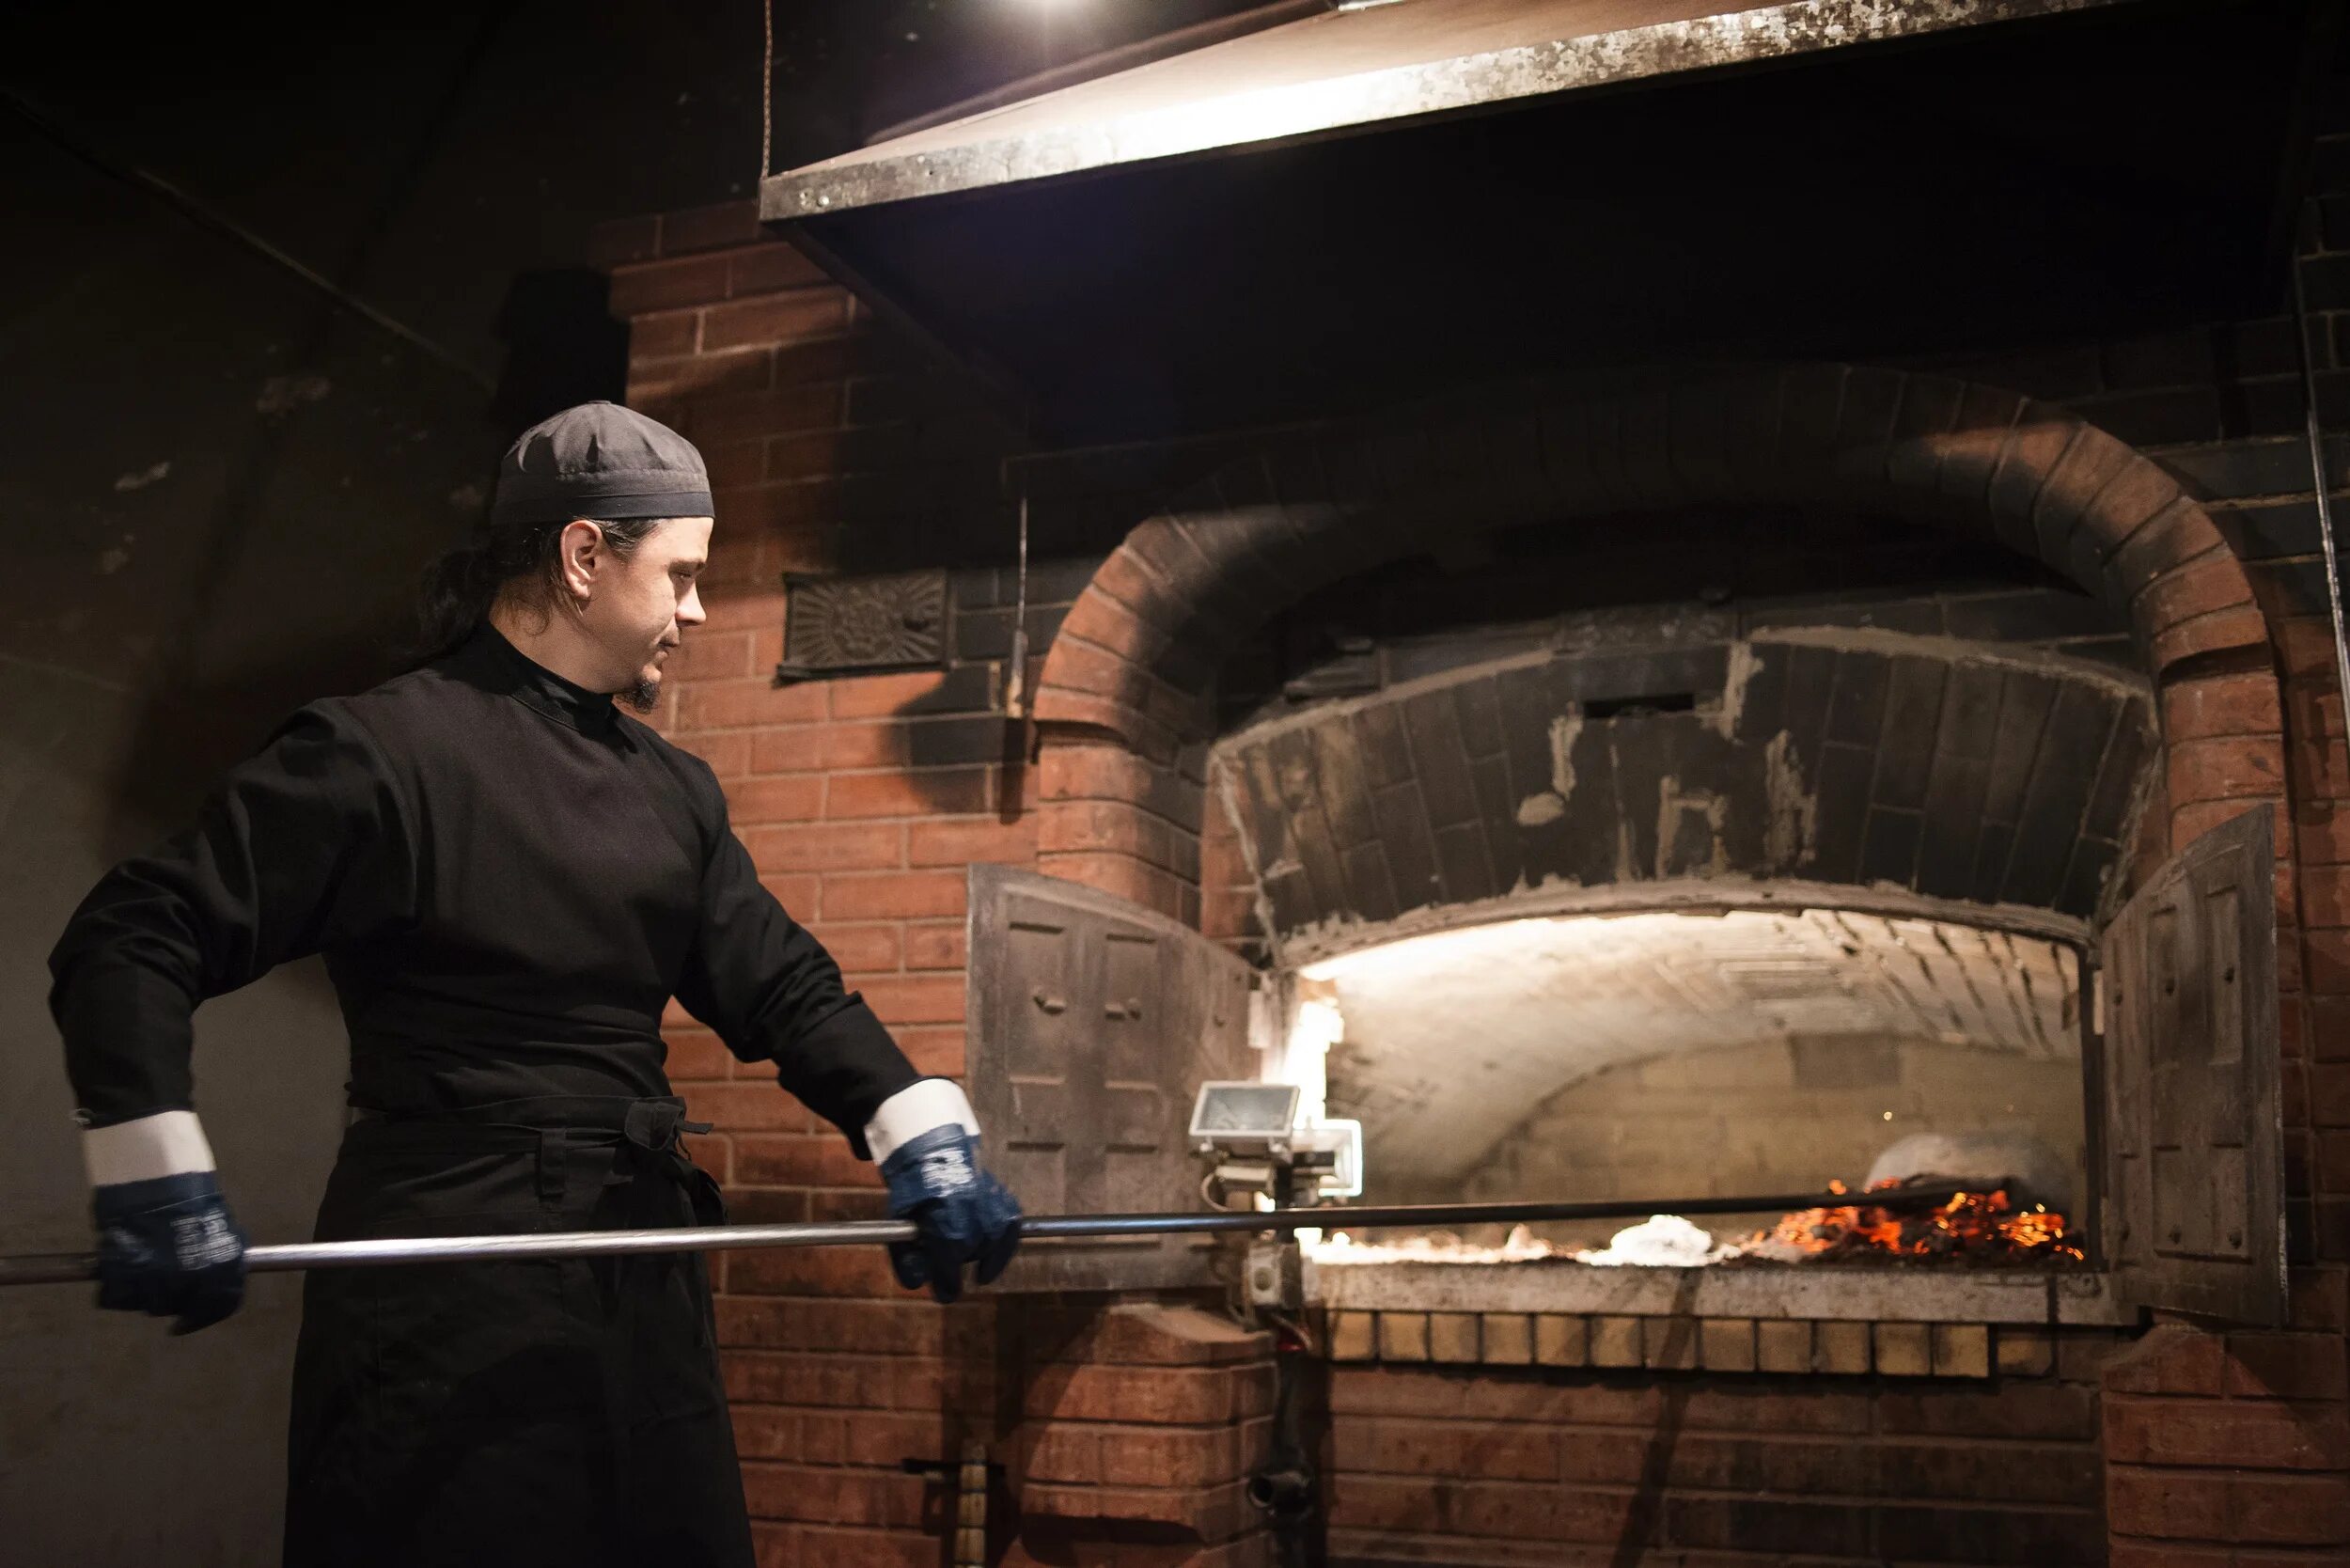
[92,1171,247,1334]
[880,1124,1022,1305]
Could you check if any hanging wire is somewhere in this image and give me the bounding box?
[1005,491,1032,718]
[2290,199,2350,732]
[759,0,774,182]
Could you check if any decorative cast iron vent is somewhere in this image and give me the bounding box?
[776,569,948,682]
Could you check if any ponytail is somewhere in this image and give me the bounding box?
[408,515,666,663]
[412,539,504,661]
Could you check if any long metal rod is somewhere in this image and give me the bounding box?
[0,1184,1970,1289]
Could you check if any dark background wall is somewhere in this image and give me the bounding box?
[0,3,1251,1557]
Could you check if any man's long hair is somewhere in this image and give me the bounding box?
[409,515,663,664]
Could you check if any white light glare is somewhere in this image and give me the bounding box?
[1278,998,1340,1124]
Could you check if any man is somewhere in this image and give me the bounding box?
[47,401,1022,1566]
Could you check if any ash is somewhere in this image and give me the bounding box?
[1573,1214,1741,1266]
[1308,1225,1565,1264]
[1309,1215,1744,1267]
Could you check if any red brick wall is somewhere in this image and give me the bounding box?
[603,206,1275,1566]
[2102,1318,2350,1562]
[595,160,2350,1562]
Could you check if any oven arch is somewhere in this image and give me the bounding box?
[1026,363,2284,923]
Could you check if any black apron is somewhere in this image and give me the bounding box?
[282,1095,754,1568]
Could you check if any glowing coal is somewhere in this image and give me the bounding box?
[1739,1178,2084,1264]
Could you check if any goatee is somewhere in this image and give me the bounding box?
[620,677,660,714]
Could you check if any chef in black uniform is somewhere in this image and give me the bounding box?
[47,401,1021,1567]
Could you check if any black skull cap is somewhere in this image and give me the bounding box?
[491,400,713,527]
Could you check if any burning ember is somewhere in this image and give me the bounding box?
[1740,1179,2084,1265]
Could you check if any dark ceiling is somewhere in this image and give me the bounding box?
[5,0,1266,413]
[0,0,1260,747]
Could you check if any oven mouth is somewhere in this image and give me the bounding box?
[1305,1193,2091,1272]
[1287,904,2093,1278]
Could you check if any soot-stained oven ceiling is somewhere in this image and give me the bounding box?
[1310,908,2077,1188]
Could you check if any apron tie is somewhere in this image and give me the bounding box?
[579,1099,726,1523]
[613,1099,723,1223]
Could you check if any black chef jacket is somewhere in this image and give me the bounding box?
[49,622,918,1139]
[48,623,924,1568]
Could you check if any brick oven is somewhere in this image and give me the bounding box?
[592,0,2350,1562]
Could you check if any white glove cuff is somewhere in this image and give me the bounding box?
[82,1110,216,1187]
[864,1079,980,1165]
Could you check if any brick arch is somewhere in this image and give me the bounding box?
[1029,363,2284,919]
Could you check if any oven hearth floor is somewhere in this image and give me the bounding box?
[1305,1257,2124,1326]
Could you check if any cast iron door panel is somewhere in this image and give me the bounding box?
[966,864,1258,1292]
[2099,803,2284,1325]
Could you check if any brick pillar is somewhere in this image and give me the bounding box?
[2099,619,2350,1560]
[1010,1303,1277,1568]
